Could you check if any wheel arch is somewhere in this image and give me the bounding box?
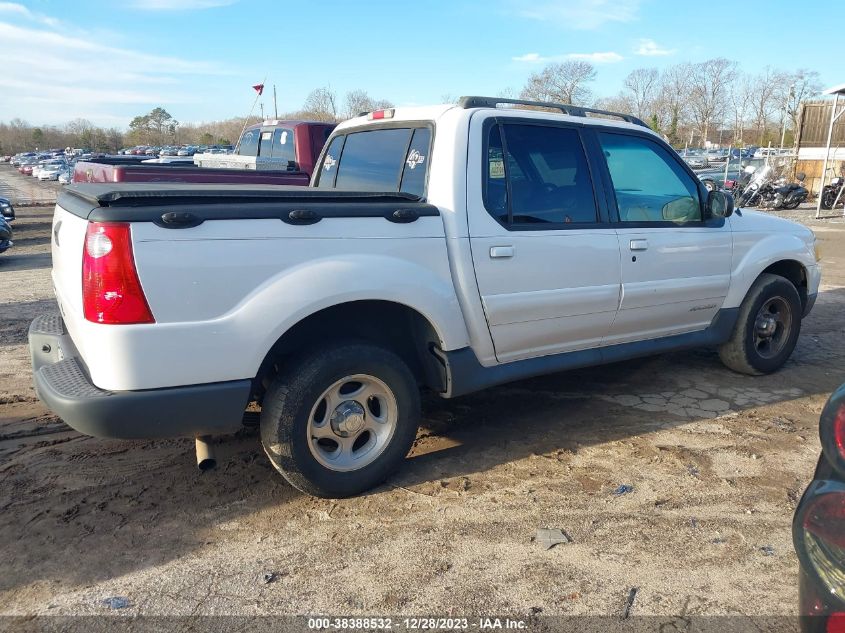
[760,259,809,310]
[253,300,450,403]
[725,231,815,312]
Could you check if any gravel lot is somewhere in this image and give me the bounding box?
[1,169,845,621]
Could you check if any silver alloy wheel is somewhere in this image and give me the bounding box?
[753,296,793,359]
[307,374,398,472]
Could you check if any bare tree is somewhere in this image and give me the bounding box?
[657,63,692,145]
[784,68,822,131]
[623,68,659,121]
[302,87,338,122]
[729,72,754,144]
[520,61,597,106]
[342,90,393,119]
[688,58,737,144]
[748,67,785,144]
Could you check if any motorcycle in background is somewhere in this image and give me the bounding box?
[736,165,808,210]
[821,172,844,210]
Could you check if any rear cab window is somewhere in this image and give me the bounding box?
[316,126,432,198]
[238,128,260,157]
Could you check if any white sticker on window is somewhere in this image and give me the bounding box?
[406,149,425,170]
[280,131,288,144]
[323,155,336,171]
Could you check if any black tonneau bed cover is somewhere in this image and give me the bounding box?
[58,184,437,226]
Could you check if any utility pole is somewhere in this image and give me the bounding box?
[273,85,278,119]
[780,84,795,151]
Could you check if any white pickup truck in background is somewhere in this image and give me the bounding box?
[29,97,820,498]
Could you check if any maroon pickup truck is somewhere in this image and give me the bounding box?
[73,120,335,186]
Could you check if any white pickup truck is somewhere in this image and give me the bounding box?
[30,97,820,498]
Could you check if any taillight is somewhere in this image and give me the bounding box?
[82,222,154,324]
[821,386,845,475]
[798,490,845,610]
[829,614,845,633]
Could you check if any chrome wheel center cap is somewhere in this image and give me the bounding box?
[756,316,777,337]
[331,400,366,437]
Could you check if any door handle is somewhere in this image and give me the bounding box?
[629,239,649,251]
[490,246,515,259]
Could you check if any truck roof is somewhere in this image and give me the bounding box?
[336,96,655,136]
[246,120,335,130]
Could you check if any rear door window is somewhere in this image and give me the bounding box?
[316,127,432,196]
[483,122,598,226]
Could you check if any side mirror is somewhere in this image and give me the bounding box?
[796,172,806,182]
[707,190,734,218]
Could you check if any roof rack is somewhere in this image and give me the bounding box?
[457,96,649,129]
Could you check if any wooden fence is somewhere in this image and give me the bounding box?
[798,100,845,148]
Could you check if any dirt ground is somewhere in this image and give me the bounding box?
[1,168,845,620]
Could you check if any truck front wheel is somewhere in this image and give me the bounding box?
[260,341,420,498]
[718,273,802,375]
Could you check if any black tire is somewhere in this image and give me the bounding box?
[783,197,802,210]
[702,179,716,192]
[260,341,420,498]
[718,273,802,375]
[822,189,836,210]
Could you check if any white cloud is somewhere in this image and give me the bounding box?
[0,20,236,125]
[512,51,623,64]
[512,53,543,63]
[567,51,624,63]
[129,0,237,9]
[509,0,640,30]
[0,2,60,26]
[635,38,676,56]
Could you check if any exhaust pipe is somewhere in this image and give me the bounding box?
[195,436,216,471]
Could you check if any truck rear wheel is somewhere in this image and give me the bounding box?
[718,273,802,375]
[260,341,420,498]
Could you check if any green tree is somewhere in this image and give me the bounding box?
[32,127,44,147]
[648,114,661,134]
[199,132,215,145]
[128,107,178,145]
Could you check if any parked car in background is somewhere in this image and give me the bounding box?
[11,152,36,166]
[194,120,335,173]
[0,216,12,254]
[680,150,709,169]
[0,197,15,221]
[697,166,743,192]
[37,160,66,181]
[58,168,73,185]
[793,383,845,631]
[706,149,728,164]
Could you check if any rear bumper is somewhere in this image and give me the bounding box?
[29,313,251,439]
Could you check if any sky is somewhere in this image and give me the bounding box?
[0,0,841,128]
